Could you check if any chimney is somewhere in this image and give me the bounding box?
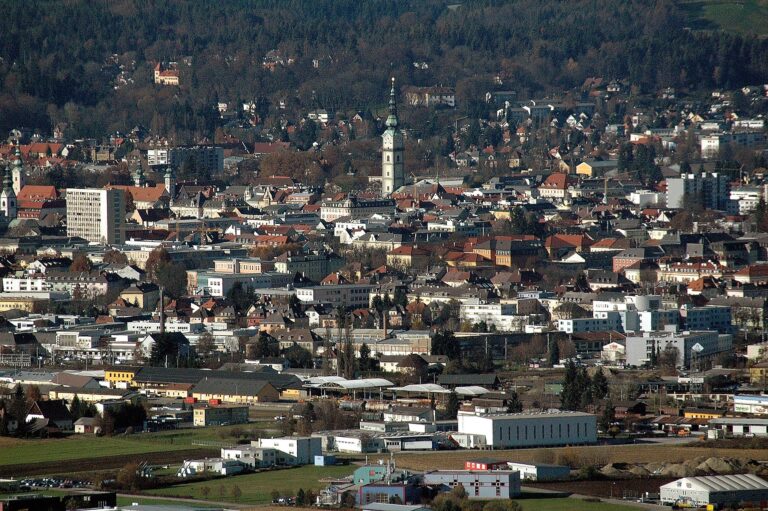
[159,286,166,335]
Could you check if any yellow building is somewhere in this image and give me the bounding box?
[0,297,47,312]
[683,409,724,420]
[105,367,141,388]
[576,160,618,177]
[119,283,160,311]
[750,362,768,386]
[191,378,279,404]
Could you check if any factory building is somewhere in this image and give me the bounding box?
[423,470,521,499]
[457,411,597,448]
[660,474,768,508]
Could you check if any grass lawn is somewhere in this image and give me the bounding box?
[680,0,768,34]
[146,465,353,505]
[0,436,194,466]
[116,496,213,508]
[0,424,270,467]
[515,498,636,510]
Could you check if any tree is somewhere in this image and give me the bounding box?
[599,402,615,432]
[10,385,27,437]
[506,391,523,413]
[359,342,375,372]
[658,345,680,372]
[445,391,460,419]
[70,253,92,272]
[154,262,187,298]
[296,488,306,506]
[103,249,128,265]
[284,344,313,368]
[145,247,171,282]
[116,462,141,490]
[591,368,609,400]
[431,330,461,360]
[25,385,41,402]
[547,336,560,366]
[231,485,242,500]
[197,332,216,357]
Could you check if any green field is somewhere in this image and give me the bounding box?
[0,425,265,467]
[146,465,353,505]
[116,496,214,508]
[680,0,768,34]
[515,498,635,511]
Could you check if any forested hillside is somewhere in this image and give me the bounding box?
[1,0,767,138]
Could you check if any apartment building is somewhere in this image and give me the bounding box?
[66,188,125,244]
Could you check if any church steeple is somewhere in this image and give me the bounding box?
[386,77,399,128]
[0,164,17,220]
[381,77,404,197]
[11,145,24,195]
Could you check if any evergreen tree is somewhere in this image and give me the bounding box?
[11,385,27,437]
[591,368,609,400]
[359,343,372,372]
[506,391,523,413]
[445,391,460,419]
[560,360,581,411]
[548,337,560,367]
[599,402,616,432]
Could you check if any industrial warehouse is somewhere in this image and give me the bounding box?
[455,411,598,449]
[660,474,768,508]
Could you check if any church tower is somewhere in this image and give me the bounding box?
[381,77,404,196]
[164,166,176,201]
[1,165,17,220]
[11,145,24,195]
[133,162,146,187]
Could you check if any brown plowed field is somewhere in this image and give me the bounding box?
[0,448,217,477]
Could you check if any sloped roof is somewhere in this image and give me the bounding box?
[661,474,768,493]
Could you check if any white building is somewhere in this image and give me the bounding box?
[457,411,597,448]
[460,302,520,331]
[660,474,768,508]
[506,462,570,481]
[257,436,321,465]
[733,394,768,415]
[556,313,621,334]
[66,188,125,244]
[221,445,277,468]
[624,330,732,369]
[295,284,376,308]
[423,470,521,499]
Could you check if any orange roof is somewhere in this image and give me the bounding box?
[540,173,568,190]
[735,264,768,277]
[106,185,168,202]
[389,245,429,256]
[18,185,59,200]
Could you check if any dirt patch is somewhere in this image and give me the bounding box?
[0,449,217,478]
[527,477,676,499]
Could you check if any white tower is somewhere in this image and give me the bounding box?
[164,166,176,200]
[0,165,17,220]
[11,145,24,195]
[381,77,404,197]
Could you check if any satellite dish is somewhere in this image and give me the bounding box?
[692,343,704,353]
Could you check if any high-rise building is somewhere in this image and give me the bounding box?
[381,78,404,196]
[666,172,729,210]
[66,188,125,244]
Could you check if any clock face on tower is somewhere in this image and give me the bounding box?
[382,131,393,146]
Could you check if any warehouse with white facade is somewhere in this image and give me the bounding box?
[660,474,768,508]
[457,411,597,448]
[424,470,521,499]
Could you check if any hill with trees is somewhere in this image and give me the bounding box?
[1,0,768,139]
